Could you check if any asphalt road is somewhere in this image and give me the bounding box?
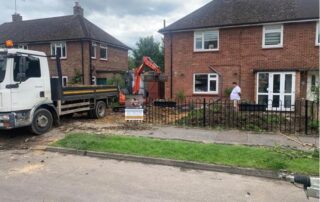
[0,150,315,202]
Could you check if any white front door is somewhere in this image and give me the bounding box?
[307,71,319,101]
[257,72,296,111]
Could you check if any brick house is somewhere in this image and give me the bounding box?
[0,2,130,86]
[160,0,319,110]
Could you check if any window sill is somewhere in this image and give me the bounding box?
[194,49,219,53]
[91,57,97,60]
[262,46,283,49]
[51,57,67,60]
[193,92,219,95]
[100,58,108,61]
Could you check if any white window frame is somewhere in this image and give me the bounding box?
[51,42,67,59]
[51,76,68,87]
[62,76,68,87]
[194,30,219,52]
[92,76,97,85]
[316,22,320,46]
[18,44,28,50]
[193,73,219,95]
[262,24,283,49]
[100,46,108,60]
[91,43,97,59]
[256,72,296,111]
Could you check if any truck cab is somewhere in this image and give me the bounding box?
[0,48,53,130]
[0,45,118,135]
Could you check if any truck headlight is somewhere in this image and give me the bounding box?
[0,113,15,129]
[0,114,10,121]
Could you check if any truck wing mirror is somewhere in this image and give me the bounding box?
[16,73,26,83]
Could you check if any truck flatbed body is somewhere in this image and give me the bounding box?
[50,78,118,101]
[62,86,118,101]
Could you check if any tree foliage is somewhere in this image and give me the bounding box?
[108,74,125,89]
[132,36,164,71]
[128,55,136,70]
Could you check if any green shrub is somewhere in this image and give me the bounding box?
[224,88,232,97]
[264,115,282,124]
[176,90,186,102]
[108,74,125,88]
[308,120,319,130]
[70,69,82,84]
[312,148,319,159]
[210,104,221,113]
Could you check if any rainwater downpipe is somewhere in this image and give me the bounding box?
[170,33,173,99]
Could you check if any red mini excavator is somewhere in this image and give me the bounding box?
[118,56,163,107]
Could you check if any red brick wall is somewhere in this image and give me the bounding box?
[92,45,128,72]
[164,21,319,101]
[28,41,128,85]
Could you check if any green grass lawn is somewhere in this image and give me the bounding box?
[53,133,319,175]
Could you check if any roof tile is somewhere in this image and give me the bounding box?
[0,15,130,50]
[160,0,319,32]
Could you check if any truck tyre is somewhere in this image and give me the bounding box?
[91,101,106,119]
[30,108,53,135]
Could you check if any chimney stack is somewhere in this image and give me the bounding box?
[12,13,22,22]
[73,2,84,16]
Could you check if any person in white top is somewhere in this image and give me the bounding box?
[230,82,241,111]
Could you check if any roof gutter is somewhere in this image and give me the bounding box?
[0,37,131,51]
[252,67,319,73]
[159,18,319,34]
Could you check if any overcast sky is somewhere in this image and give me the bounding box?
[0,0,211,48]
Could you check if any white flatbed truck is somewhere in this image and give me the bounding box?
[0,48,118,135]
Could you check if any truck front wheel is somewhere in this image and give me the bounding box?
[30,108,53,135]
[90,101,106,119]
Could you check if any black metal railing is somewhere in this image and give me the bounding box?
[144,98,319,135]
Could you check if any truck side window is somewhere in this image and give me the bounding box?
[14,56,41,82]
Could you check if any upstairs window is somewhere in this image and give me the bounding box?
[100,46,108,60]
[263,25,283,48]
[316,22,320,46]
[194,30,219,51]
[91,43,97,59]
[17,44,28,50]
[51,42,67,59]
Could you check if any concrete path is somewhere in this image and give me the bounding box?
[1,120,317,151]
[0,150,315,202]
[124,126,319,150]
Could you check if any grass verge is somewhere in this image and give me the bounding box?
[52,133,319,175]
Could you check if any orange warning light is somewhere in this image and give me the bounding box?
[5,40,14,48]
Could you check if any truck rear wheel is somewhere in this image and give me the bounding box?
[30,108,53,135]
[90,101,106,119]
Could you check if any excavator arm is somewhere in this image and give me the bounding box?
[132,56,161,95]
[118,56,162,106]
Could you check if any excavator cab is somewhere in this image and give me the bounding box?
[113,56,166,112]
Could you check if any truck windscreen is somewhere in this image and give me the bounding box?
[0,55,7,83]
